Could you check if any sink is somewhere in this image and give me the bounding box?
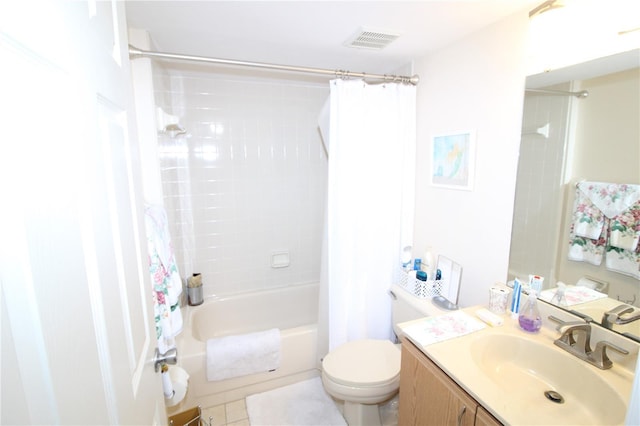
[470,333,627,425]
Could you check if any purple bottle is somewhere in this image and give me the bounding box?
[518,293,542,332]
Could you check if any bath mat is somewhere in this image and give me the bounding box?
[246,377,346,426]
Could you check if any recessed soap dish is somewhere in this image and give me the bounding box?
[271,251,290,268]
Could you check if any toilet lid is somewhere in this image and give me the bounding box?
[322,339,401,387]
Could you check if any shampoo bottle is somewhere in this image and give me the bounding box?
[518,292,542,333]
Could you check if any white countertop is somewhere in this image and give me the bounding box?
[398,306,637,425]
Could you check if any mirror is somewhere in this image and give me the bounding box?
[508,48,640,341]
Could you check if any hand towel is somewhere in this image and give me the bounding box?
[207,328,281,381]
[609,200,640,251]
[568,183,640,279]
[572,184,606,240]
[605,244,640,279]
[145,204,184,353]
[577,182,640,219]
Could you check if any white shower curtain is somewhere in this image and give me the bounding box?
[325,79,416,351]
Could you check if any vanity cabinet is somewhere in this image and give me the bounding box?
[398,339,502,426]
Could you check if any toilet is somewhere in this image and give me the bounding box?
[321,284,446,426]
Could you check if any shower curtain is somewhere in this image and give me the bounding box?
[324,79,416,352]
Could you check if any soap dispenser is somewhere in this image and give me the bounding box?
[518,292,542,333]
[550,282,568,307]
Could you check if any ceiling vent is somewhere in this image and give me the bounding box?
[344,27,400,50]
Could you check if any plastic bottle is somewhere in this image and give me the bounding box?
[518,292,542,332]
[550,282,568,307]
[422,247,435,277]
[401,246,412,271]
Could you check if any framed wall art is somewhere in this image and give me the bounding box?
[430,131,475,191]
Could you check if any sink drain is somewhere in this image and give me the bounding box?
[544,390,565,404]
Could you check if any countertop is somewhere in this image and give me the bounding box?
[398,306,637,425]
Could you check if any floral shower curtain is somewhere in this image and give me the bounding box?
[325,79,416,351]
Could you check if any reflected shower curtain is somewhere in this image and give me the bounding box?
[324,79,416,352]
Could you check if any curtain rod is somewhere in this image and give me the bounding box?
[128,45,420,86]
[525,88,589,98]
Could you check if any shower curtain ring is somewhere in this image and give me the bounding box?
[335,69,349,80]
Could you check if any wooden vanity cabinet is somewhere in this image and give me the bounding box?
[398,339,502,426]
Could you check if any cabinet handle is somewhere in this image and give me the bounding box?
[457,405,466,426]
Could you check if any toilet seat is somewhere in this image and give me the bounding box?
[322,339,400,388]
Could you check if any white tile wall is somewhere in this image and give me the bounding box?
[508,84,571,282]
[155,70,328,296]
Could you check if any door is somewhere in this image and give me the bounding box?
[0,1,164,424]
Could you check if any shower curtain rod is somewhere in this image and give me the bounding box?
[129,45,420,85]
[525,88,589,98]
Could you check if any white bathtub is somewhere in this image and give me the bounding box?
[174,282,320,408]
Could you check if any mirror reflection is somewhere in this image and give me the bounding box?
[509,48,640,341]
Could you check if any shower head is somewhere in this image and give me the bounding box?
[163,124,187,137]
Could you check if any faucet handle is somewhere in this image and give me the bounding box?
[548,315,587,330]
[606,304,634,316]
[548,315,592,350]
[591,341,629,370]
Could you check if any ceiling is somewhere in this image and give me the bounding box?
[125,1,541,76]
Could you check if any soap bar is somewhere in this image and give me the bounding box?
[475,308,504,327]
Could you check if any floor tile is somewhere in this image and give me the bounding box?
[225,399,248,424]
[201,404,226,426]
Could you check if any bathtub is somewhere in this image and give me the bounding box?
[174,282,320,408]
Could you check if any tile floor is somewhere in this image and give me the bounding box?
[201,399,249,426]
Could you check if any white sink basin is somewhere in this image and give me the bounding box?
[470,333,627,425]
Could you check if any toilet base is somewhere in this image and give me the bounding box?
[343,400,381,426]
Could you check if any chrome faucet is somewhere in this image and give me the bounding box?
[548,316,629,370]
[601,304,640,329]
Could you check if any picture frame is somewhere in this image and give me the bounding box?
[430,131,475,191]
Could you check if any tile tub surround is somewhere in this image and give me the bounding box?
[154,69,328,297]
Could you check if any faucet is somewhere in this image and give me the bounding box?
[601,304,640,329]
[548,316,629,369]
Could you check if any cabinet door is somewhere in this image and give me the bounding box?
[475,406,502,426]
[399,339,477,426]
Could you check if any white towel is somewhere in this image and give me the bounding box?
[207,328,281,381]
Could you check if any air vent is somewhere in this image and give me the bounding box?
[344,28,400,50]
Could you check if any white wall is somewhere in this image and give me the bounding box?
[413,11,530,307]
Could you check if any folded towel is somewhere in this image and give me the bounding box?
[605,245,640,280]
[578,182,640,220]
[539,285,607,307]
[572,184,606,240]
[207,328,281,381]
[400,311,486,347]
[609,200,640,251]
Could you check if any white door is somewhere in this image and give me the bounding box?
[0,1,164,424]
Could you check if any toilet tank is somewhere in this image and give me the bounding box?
[390,284,446,337]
